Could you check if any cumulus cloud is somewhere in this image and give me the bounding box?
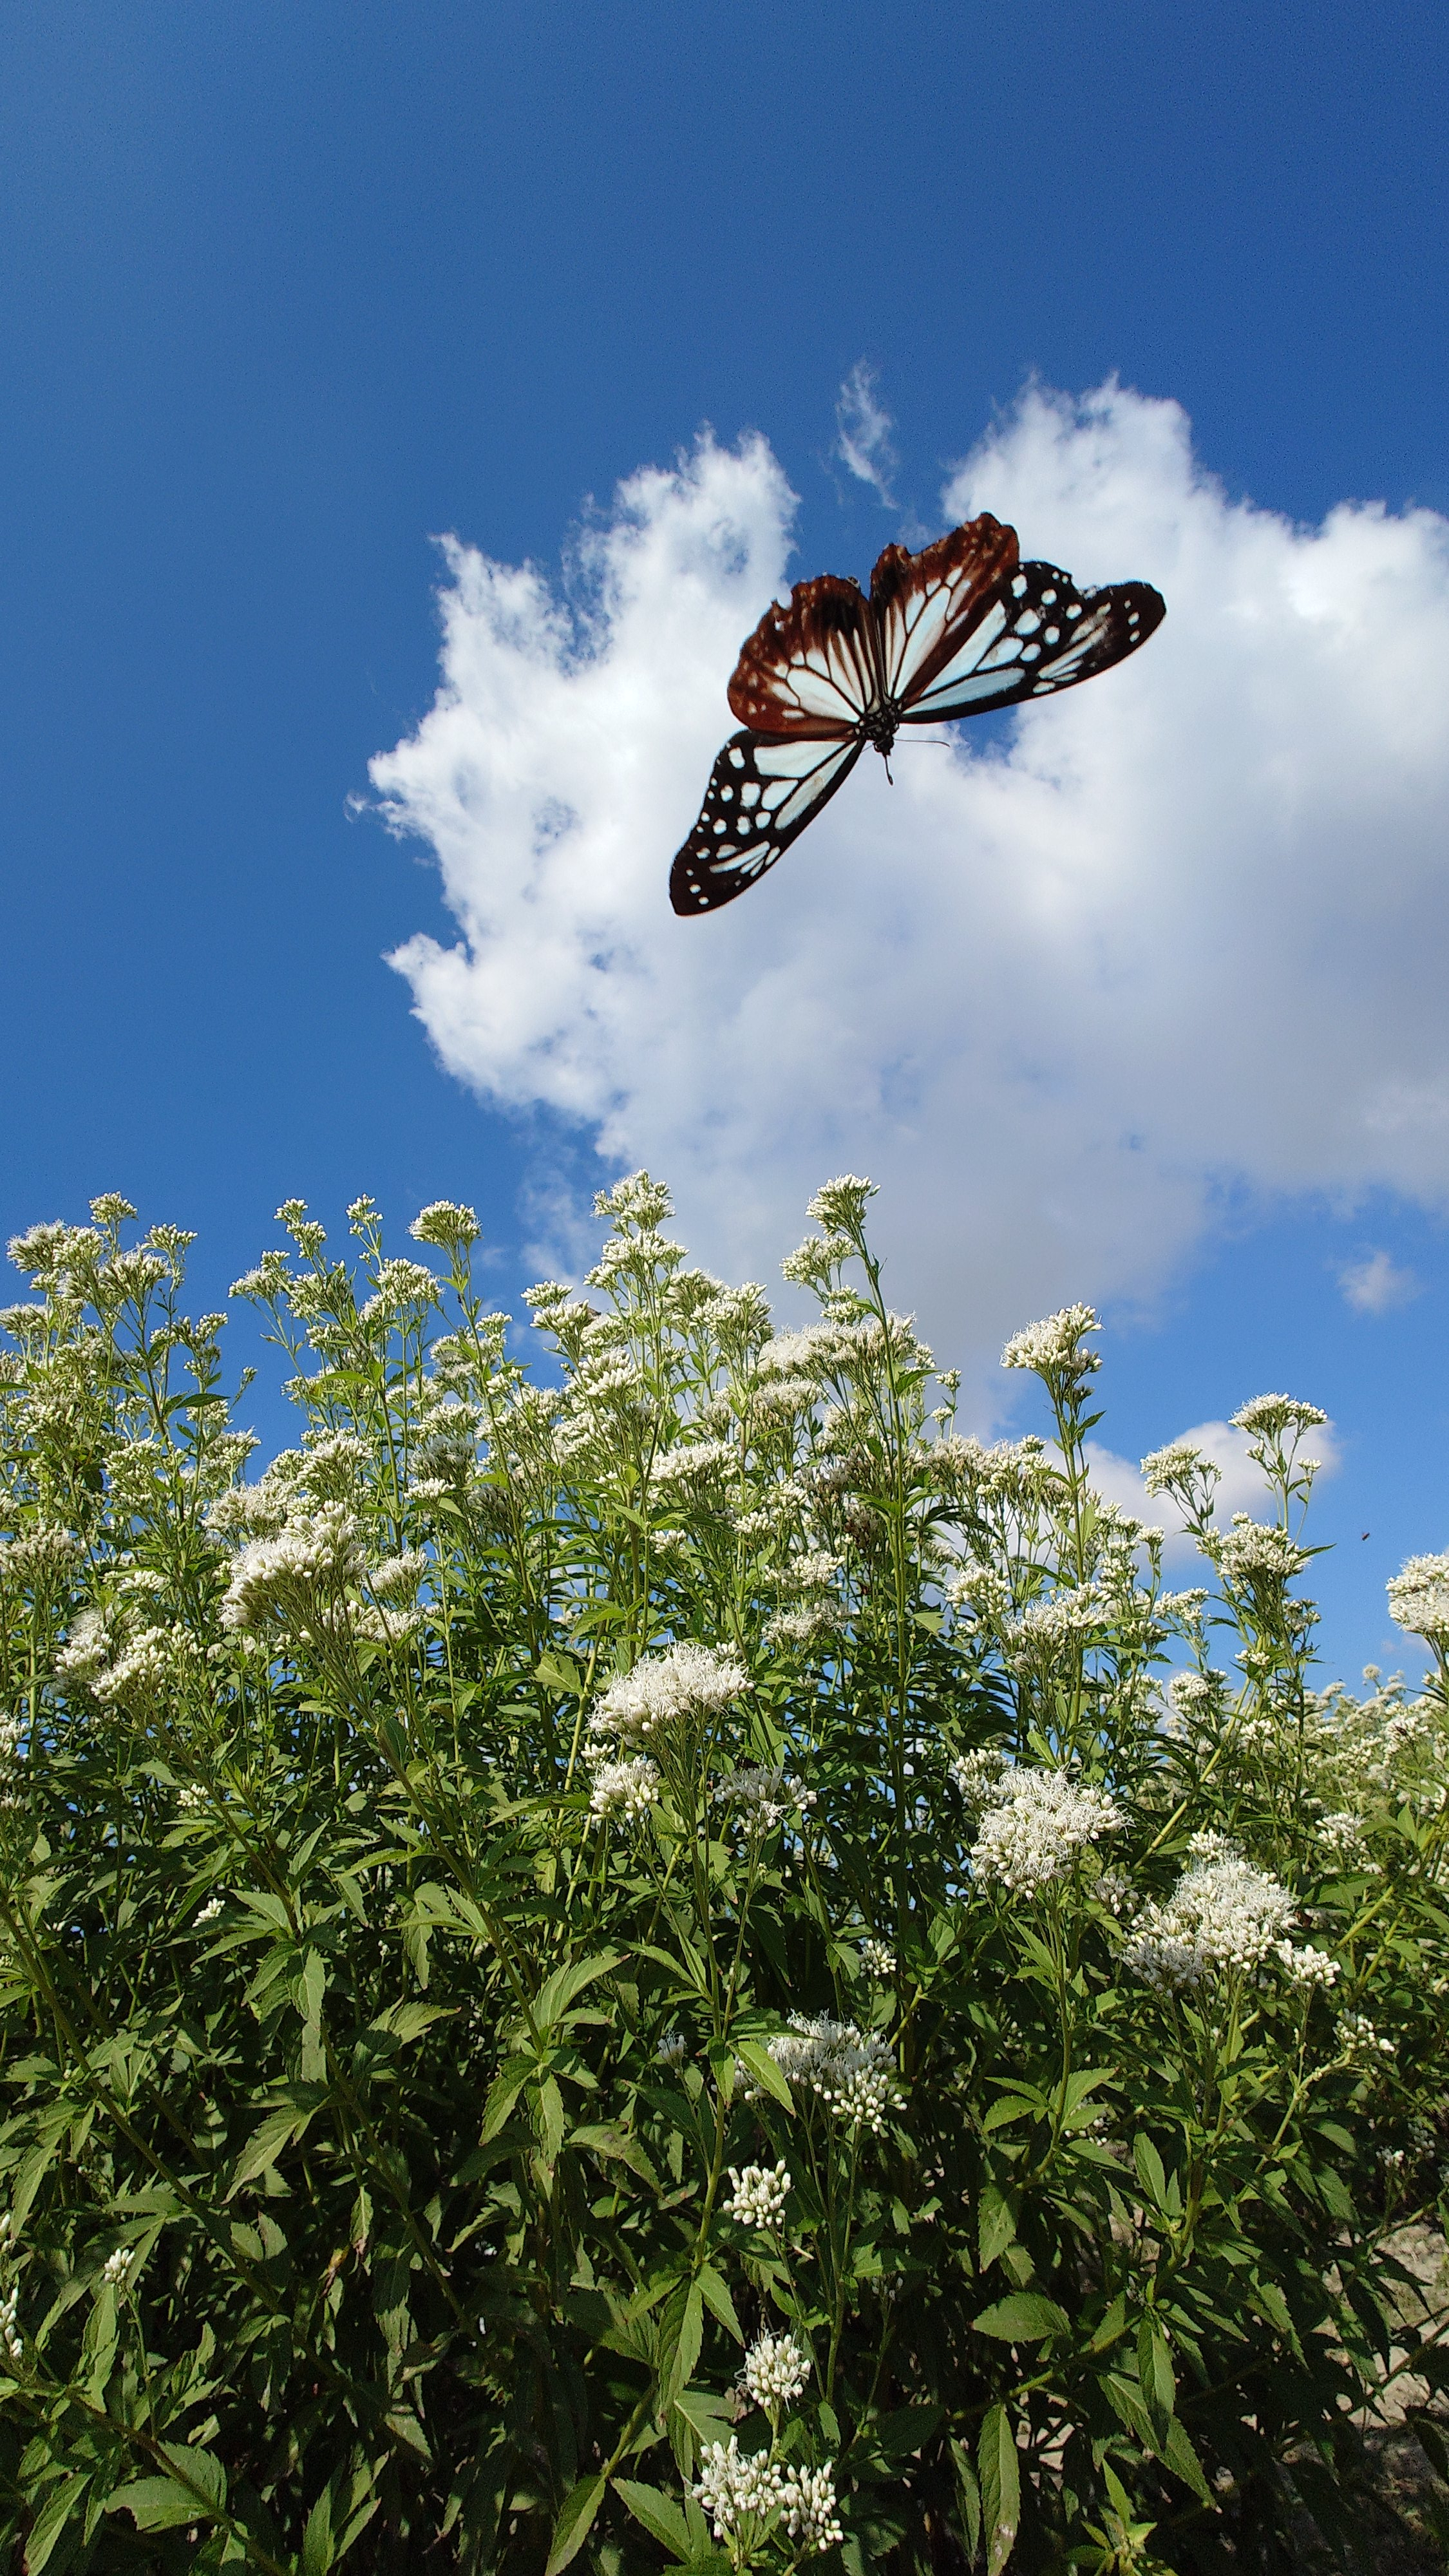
[834,361,897,504]
[372,379,1449,1409]
[1338,1247,1421,1314]
[1088,1419,1340,1566]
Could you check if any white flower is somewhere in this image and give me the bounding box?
[1230,1394,1327,1438]
[196,1897,223,1926]
[806,1175,876,1233]
[951,1747,1008,1808]
[858,1937,895,1979]
[220,1503,366,1632]
[1001,1304,1100,1378]
[175,1781,208,1814]
[367,1549,428,1603]
[1338,2010,1395,2061]
[1316,1810,1367,1859]
[1124,1852,1294,1991]
[692,2437,784,2540]
[743,2331,810,2412]
[724,2160,791,2228]
[655,2031,687,2063]
[0,2291,21,2364]
[715,1766,814,1831]
[649,1440,736,1488]
[767,2014,902,2134]
[779,2463,844,2554]
[1387,1551,1449,1642]
[1000,1587,1101,1672]
[1213,1517,1305,1587]
[1140,1439,1208,1497]
[1278,1940,1339,1988]
[409,1200,479,1251]
[971,1768,1122,1898]
[588,1642,746,1749]
[587,1757,661,1822]
[101,2248,133,2287]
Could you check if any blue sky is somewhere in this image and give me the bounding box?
[3,0,1448,1676]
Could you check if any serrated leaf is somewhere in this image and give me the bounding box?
[535,1949,621,2036]
[545,2472,607,2576]
[733,2039,793,2112]
[697,2262,743,2345]
[1159,2414,1211,2503]
[1132,2134,1168,2210]
[981,2095,1039,2134]
[977,2185,1016,2270]
[973,2292,1068,2345]
[1138,2317,1175,2439]
[615,2479,692,2558]
[227,2103,314,2197]
[24,2472,90,2572]
[978,2404,1019,2576]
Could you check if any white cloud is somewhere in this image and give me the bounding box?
[1338,1247,1421,1314]
[372,380,1449,1410]
[1088,1417,1340,1565]
[834,361,897,504]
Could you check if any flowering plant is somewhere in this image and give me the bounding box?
[0,1181,1444,2574]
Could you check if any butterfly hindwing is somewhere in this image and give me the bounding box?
[898,561,1166,723]
[725,574,880,737]
[670,729,864,915]
[869,514,1021,707]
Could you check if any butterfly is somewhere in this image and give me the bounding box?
[670,512,1165,915]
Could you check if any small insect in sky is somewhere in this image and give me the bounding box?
[670,511,1165,915]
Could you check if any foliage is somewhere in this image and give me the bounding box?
[0,1177,1447,2576]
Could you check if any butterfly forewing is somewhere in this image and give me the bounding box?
[669,729,863,915]
[900,562,1165,723]
[869,515,1020,706]
[726,574,880,737]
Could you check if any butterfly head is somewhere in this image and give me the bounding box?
[862,699,900,759]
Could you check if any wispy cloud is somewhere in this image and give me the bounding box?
[1338,1247,1422,1314]
[372,379,1449,1409]
[834,360,897,504]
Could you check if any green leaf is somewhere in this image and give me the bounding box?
[24,2472,90,2573]
[978,2404,1020,2576]
[1159,2415,1211,2504]
[536,1649,585,1698]
[535,2075,565,2166]
[732,2038,794,2112]
[973,2292,1069,2345]
[697,2262,743,2345]
[535,1949,622,2036]
[227,2103,315,2196]
[480,2053,535,2142]
[1137,2316,1175,2440]
[981,2094,1039,2134]
[301,2483,334,2575]
[616,2479,692,2559]
[545,2472,607,2576]
[977,2185,1016,2270]
[951,2439,981,2562]
[1132,2134,1168,2210]
[370,2000,455,2045]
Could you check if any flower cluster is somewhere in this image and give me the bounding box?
[220,1502,366,1633]
[714,1765,814,1832]
[1124,1850,1296,1991]
[741,2331,810,2413]
[587,1757,661,1823]
[1387,1551,1449,1643]
[724,2160,791,2228]
[857,1937,895,1979]
[692,2438,784,2541]
[1001,1303,1101,1379]
[588,1642,746,1750]
[971,1767,1123,1897]
[767,2013,902,2134]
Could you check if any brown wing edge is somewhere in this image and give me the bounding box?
[725,573,877,736]
[870,514,1021,703]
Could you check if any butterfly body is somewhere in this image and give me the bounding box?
[670,511,1164,915]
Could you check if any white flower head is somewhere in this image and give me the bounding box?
[742,2331,810,2413]
[588,1641,746,1750]
[692,2437,784,2541]
[857,1937,896,1979]
[715,1765,815,1832]
[779,2463,844,2554]
[724,2159,791,2229]
[971,1767,1122,1898]
[101,2247,133,2287]
[1387,1551,1449,1643]
[1001,1304,1100,1379]
[1230,1394,1327,1439]
[767,2014,903,2134]
[1124,1852,1294,1991]
[587,1756,661,1823]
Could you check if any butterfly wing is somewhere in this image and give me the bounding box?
[869,515,1022,705]
[893,557,1165,724]
[726,573,881,736]
[670,729,864,915]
